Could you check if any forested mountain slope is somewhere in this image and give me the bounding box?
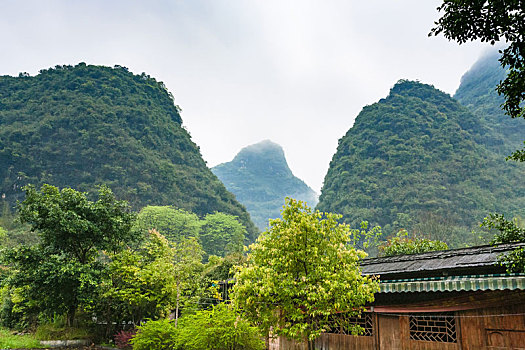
[0,63,257,240]
[454,50,525,155]
[212,140,318,230]
[317,80,525,246]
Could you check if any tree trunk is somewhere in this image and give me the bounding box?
[67,306,76,327]
[175,281,180,327]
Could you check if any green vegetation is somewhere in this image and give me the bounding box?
[454,50,525,156]
[317,80,525,247]
[432,1,525,266]
[432,0,525,161]
[0,184,259,345]
[213,140,318,231]
[130,318,178,350]
[133,205,248,259]
[482,214,525,273]
[0,327,41,349]
[5,184,137,326]
[233,199,379,348]
[133,206,201,242]
[0,63,257,241]
[378,229,448,257]
[200,212,245,259]
[131,304,263,350]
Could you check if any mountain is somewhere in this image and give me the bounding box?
[454,50,525,155]
[0,63,258,241]
[212,140,318,230]
[316,80,525,247]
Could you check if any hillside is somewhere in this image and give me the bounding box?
[316,80,525,246]
[454,50,525,155]
[212,140,318,230]
[0,63,258,241]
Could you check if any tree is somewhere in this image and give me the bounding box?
[18,184,137,263]
[96,229,205,330]
[133,206,201,243]
[430,0,525,161]
[6,184,137,325]
[200,212,246,259]
[233,198,379,349]
[431,0,525,269]
[482,213,525,272]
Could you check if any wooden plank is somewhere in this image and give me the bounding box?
[378,314,402,349]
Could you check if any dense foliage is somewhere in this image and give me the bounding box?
[454,50,525,156]
[213,140,318,230]
[3,185,137,326]
[482,214,525,273]
[378,229,448,257]
[131,304,263,350]
[431,0,525,161]
[317,80,525,246]
[133,205,247,259]
[133,206,201,242]
[0,63,257,240]
[233,199,378,348]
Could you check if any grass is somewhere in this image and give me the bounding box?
[35,323,91,341]
[0,327,41,349]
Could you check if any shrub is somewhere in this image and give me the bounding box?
[177,304,264,350]
[379,229,448,256]
[114,329,136,350]
[131,304,264,350]
[130,318,177,350]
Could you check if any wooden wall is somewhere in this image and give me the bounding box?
[458,303,525,349]
[275,303,525,349]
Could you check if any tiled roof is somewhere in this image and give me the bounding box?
[360,243,525,280]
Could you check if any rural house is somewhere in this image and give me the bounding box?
[274,243,525,350]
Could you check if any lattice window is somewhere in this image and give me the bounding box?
[325,312,373,336]
[409,313,457,343]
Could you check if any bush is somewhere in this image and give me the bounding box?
[131,318,177,350]
[379,229,448,256]
[114,329,136,350]
[177,304,264,350]
[131,304,264,350]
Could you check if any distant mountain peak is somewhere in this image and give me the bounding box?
[231,140,292,177]
[213,140,318,230]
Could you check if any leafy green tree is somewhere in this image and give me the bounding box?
[18,184,137,263]
[482,213,525,272]
[5,184,136,325]
[200,212,246,259]
[97,230,204,329]
[431,0,525,161]
[233,198,379,349]
[97,230,179,327]
[432,1,525,268]
[171,235,204,325]
[133,206,201,243]
[378,229,449,257]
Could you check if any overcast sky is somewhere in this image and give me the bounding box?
[0,0,492,193]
